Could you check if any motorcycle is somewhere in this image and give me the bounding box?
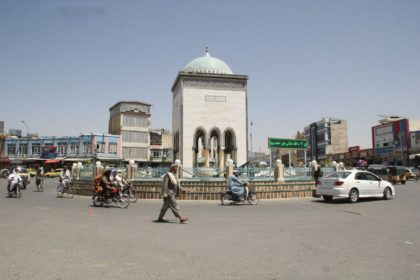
[7,180,22,199]
[221,183,259,205]
[92,187,130,208]
[0,168,10,178]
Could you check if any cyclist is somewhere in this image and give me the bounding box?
[57,166,72,196]
[114,169,127,189]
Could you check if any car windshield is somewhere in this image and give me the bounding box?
[325,172,351,179]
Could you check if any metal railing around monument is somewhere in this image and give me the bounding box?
[77,166,335,182]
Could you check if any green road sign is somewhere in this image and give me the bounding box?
[268,138,308,149]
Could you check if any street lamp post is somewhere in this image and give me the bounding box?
[21,120,29,158]
[21,120,29,136]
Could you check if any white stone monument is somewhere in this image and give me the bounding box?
[171,48,249,168]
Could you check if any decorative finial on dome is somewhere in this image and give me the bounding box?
[205,46,210,57]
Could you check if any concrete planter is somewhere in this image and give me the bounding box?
[73,179,315,200]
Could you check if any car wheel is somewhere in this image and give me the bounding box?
[348,188,359,203]
[323,195,333,202]
[383,187,392,200]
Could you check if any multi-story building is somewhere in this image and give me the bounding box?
[109,101,151,163]
[149,129,173,166]
[372,117,420,166]
[304,118,348,162]
[2,133,121,166]
[409,130,420,167]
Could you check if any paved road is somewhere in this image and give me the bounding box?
[1,178,419,280]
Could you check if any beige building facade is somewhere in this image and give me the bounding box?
[109,101,151,162]
[304,118,348,161]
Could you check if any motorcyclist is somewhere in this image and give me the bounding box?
[7,168,22,196]
[100,169,117,203]
[227,169,248,201]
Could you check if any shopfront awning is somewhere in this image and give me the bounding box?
[44,159,61,164]
[0,157,11,163]
[63,158,93,162]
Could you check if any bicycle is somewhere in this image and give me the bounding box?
[121,181,137,203]
[7,182,22,199]
[56,180,74,198]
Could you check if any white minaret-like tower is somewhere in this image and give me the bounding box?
[171,48,249,168]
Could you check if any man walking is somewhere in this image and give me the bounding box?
[157,164,188,224]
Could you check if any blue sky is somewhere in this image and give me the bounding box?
[1,0,419,153]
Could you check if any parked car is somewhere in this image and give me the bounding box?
[27,168,37,177]
[406,167,419,180]
[316,170,395,203]
[45,168,63,178]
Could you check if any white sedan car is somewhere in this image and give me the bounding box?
[316,170,395,203]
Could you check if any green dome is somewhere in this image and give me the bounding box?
[182,49,233,75]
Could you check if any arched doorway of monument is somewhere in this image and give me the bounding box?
[192,127,238,169]
[209,127,223,169]
[192,127,207,168]
[224,128,237,166]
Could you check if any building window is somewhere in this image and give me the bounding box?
[70,143,79,155]
[32,144,41,155]
[123,147,147,159]
[18,144,27,155]
[122,131,148,143]
[57,143,67,155]
[151,149,162,157]
[83,143,91,155]
[96,142,105,153]
[109,143,117,154]
[150,133,162,145]
[7,144,16,156]
[123,115,149,128]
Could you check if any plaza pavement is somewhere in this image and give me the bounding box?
[0,178,419,280]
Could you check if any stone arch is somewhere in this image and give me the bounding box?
[192,126,208,167]
[173,130,180,160]
[208,127,222,168]
[224,128,237,164]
